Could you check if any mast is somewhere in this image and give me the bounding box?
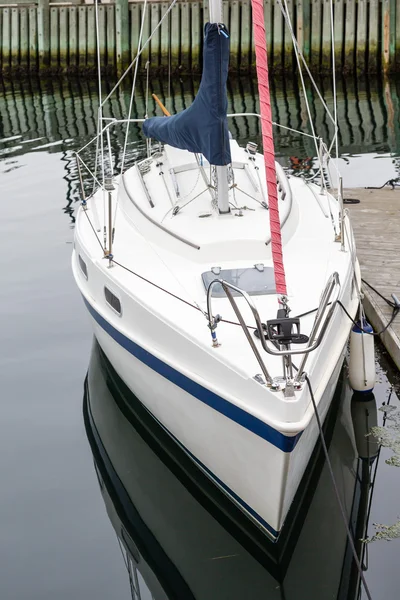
[209,0,230,214]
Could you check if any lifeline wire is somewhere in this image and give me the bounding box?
[305,375,373,600]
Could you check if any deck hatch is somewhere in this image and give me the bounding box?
[202,267,276,297]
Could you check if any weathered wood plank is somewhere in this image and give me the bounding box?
[382,0,390,72]
[98,5,106,66]
[240,0,252,72]
[302,0,311,63]
[106,5,115,68]
[50,6,58,68]
[170,2,180,68]
[180,2,190,69]
[368,0,380,73]
[333,0,344,72]
[150,2,161,67]
[58,6,68,69]
[344,0,356,72]
[20,7,29,68]
[28,7,37,69]
[356,0,367,73]
[264,0,272,58]
[86,5,95,68]
[310,0,322,71]
[2,8,11,70]
[130,3,139,62]
[37,0,50,69]
[223,0,229,27]
[68,6,77,68]
[320,0,331,73]
[283,0,294,72]
[396,0,400,68]
[230,0,240,70]
[11,8,20,68]
[346,187,400,369]
[272,0,283,71]
[191,2,201,71]
[382,0,396,73]
[139,3,150,66]
[78,6,86,68]
[115,0,129,72]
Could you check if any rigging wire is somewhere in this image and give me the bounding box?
[278,1,336,230]
[100,0,179,108]
[94,0,106,248]
[305,375,373,600]
[121,0,148,176]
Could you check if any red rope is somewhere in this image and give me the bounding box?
[251,0,287,296]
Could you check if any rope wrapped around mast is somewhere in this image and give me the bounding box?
[251,0,287,296]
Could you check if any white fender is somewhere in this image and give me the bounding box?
[348,320,375,393]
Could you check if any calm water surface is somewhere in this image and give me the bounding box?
[1,75,400,600]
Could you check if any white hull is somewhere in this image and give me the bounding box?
[91,313,345,536]
[72,138,360,539]
[74,232,355,538]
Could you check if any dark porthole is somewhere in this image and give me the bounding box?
[78,255,88,279]
[104,287,122,315]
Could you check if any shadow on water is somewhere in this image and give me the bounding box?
[83,339,381,600]
[2,75,400,226]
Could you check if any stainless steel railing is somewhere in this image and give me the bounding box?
[206,272,341,388]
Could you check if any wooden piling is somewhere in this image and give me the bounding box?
[302,0,311,63]
[106,4,115,68]
[191,2,201,71]
[229,0,239,71]
[240,0,252,72]
[29,7,37,69]
[396,0,400,70]
[264,0,272,59]
[283,0,294,72]
[160,2,170,68]
[321,0,331,73]
[271,0,283,71]
[11,8,19,69]
[344,0,356,72]
[170,2,180,69]
[369,0,380,73]
[86,5,96,68]
[69,6,78,69]
[50,6,58,69]
[180,3,190,69]
[3,0,400,75]
[78,6,86,68]
[310,0,322,72]
[357,0,368,74]
[59,7,68,69]
[98,5,106,66]
[37,0,49,69]
[333,0,344,71]
[115,0,129,73]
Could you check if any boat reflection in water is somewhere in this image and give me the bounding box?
[83,340,379,599]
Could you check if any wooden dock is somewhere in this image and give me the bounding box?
[346,188,400,370]
[2,0,400,75]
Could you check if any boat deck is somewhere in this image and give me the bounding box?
[345,187,400,370]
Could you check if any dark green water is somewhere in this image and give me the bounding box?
[0,75,400,599]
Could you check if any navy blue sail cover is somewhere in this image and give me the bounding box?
[142,23,231,166]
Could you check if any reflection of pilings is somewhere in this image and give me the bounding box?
[0,75,398,161]
[1,1,400,74]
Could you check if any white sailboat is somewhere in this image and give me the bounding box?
[72,0,361,539]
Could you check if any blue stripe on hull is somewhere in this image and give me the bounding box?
[83,297,302,453]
